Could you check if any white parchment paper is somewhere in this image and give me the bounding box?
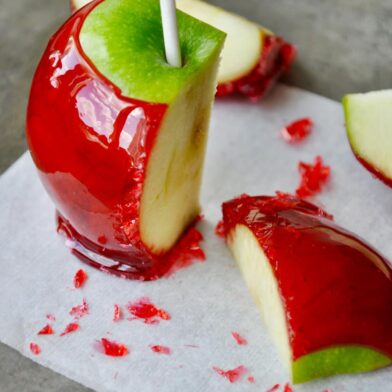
[0,85,391,391]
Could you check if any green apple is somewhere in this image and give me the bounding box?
[27,0,225,278]
[343,90,392,187]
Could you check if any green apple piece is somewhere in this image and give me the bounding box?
[80,0,225,103]
[81,0,225,253]
[228,224,391,384]
[176,0,263,83]
[343,90,392,184]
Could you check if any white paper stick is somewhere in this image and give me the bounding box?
[160,0,182,67]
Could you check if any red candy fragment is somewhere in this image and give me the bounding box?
[212,365,247,383]
[266,384,280,392]
[113,304,122,322]
[281,117,313,143]
[29,342,41,355]
[231,332,248,345]
[284,383,294,392]
[247,375,255,383]
[60,322,80,336]
[127,297,170,324]
[101,338,129,357]
[215,220,226,238]
[296,156,330,198]
[150,345,171,355]
[74,269,88,289]
[38,324,54,335]
[70,298,89,319]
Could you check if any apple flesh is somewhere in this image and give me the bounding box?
[26,0,225,279]
[343,90,392,187]
[70,0,296,100]
[222,194,392,383]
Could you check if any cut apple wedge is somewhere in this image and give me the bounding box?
[222,194,392,383]
[70,0,296,101]
[26,0,225,279]
[343,90,392,187]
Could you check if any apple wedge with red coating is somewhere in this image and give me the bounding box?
[70,0,296,101]
[26,0,225,280]
[221,193,392,383]
[343,90,392,188]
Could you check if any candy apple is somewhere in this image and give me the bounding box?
[221,194,392,383]
[343,90,392,187]
[70,0,296,101]
[26,0,225,280]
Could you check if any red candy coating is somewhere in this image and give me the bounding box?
[127,297,170,324]
[281,117,313,143]
[212,365,247,383]
[217,34,296,101]
[74,269,88,288]
[38,324,54,335]
[354,153,392,189]
[30,342,41,355]
[222,194,392,360]
[101,338,129,357]
[60,322,80,336]
[231,332,248,345]
[150,345,171,355]
[215,220,226,238]
[27,0,205,281]
[296,156,330,198]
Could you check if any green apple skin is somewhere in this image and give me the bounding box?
[343,90,392,187]
[80,0,226,103]
[293,346,391,384]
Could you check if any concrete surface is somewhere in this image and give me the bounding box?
[0,0,391,390]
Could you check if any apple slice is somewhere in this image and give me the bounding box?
[343,90,392,187]
[26,0,225,279]
[222,194,392,383]
[70,0,296,101]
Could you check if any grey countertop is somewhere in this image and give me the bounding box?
[0,0,391,390]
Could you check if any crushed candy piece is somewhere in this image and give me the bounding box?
[296,156,330,198]
[38,324,54,335]
[212,365,247,383]
[127,297,170,324]
[284,383,294,392]
[60,322,80,336]
[281,117,313,143]
[113,304,122,322]
[215,220,226,238]
[266,384,280,392]
[101,338,129,357]
[231,332,248,345]
[69,298,89,319]
[29,342,41,355]
[150,345,171,355]
[74,269,88,288]
[247,375,255,383]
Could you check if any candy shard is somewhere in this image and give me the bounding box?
[266,384,280,392]
[127,297,170,324]
[38,324,54,335]
[231,332,248,345]
[101,338,129,357]
[30,342,41,355]
[60,322,80,336]
[150,345,171,355]
[212,365,247,383]
[215,220,226,238]
[281,117,313,143]
[74,269,88,288]
[296,156,330,198]
[69,298,89,319]
[113,304,122,322]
